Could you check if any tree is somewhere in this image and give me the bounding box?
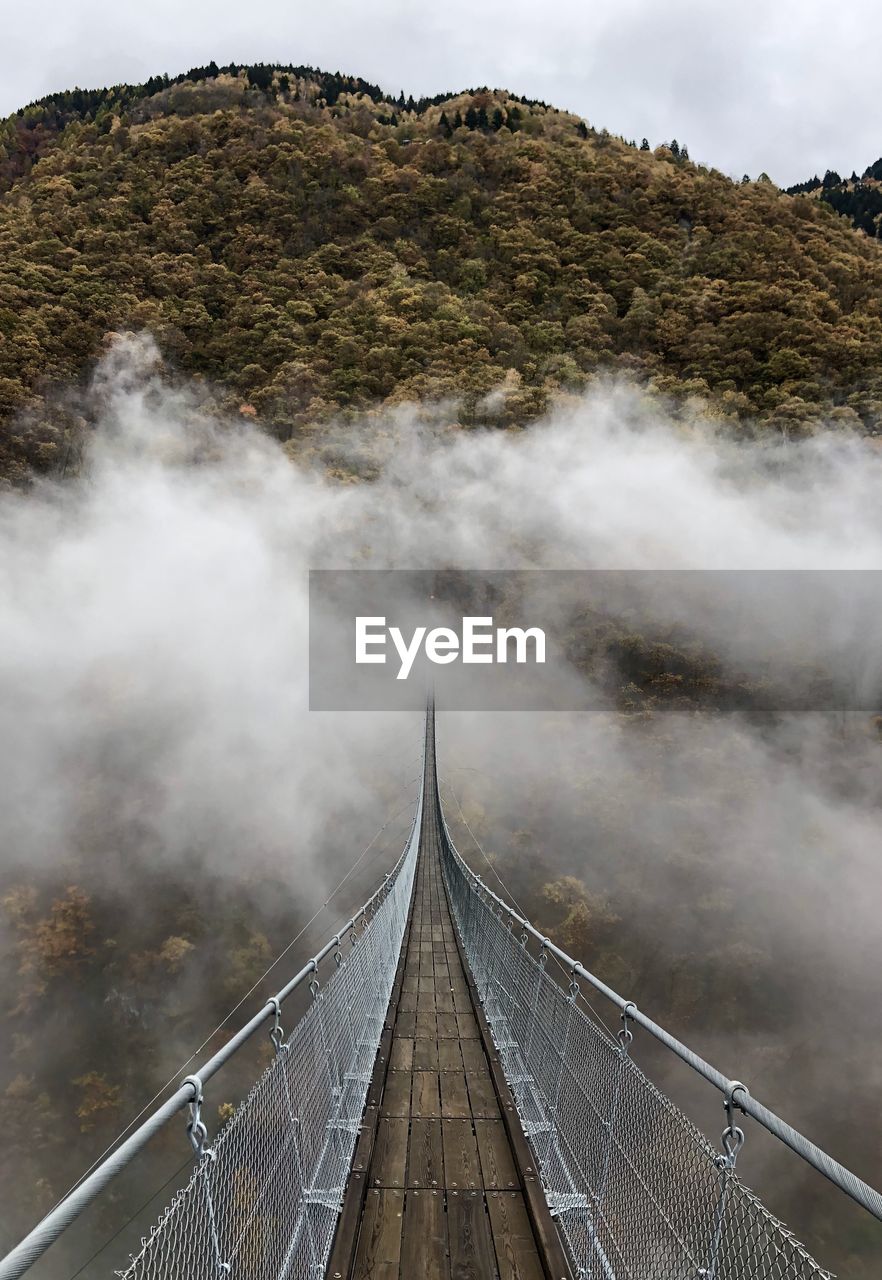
[640,138,650,150]
[577,121,588,139]
[246,64,273,92]
[465,106,478,130]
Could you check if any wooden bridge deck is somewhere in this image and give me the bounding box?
[327,730,569,1280]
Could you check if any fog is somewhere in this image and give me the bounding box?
[0,333,880,1273]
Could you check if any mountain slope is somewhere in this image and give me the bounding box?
[786,159,882,240]
[3,64,882,483]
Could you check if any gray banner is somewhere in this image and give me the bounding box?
[308,569,882,712]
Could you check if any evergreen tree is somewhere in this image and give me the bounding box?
[246,64,273,92]
[640,138,650,150]
[492,108,505,132]
[477,105,489,131]
[577,121,588,139]
[465,106,478,130]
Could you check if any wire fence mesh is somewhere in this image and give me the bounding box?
[118,806,420,1280]
[438,819,832,1280]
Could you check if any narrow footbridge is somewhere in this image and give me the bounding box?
[1,707,880,1280]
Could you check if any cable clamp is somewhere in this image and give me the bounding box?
[618,1001,637,1053]
[183,1075,214,1161]
[267,996,285,1054]
[719,1079,749,1167]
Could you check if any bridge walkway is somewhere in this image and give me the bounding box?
[328,728,563,1280]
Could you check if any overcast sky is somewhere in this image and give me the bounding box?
[2,0,879,187]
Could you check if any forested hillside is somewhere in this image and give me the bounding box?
[3,63,882,484]
[787,158,882,237]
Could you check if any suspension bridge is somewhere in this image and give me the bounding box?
[1,704,880,1279]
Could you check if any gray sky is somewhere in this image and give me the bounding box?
[2,0,879,187]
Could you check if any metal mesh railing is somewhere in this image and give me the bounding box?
[438,816,832,1280]
[115,804,422,1280]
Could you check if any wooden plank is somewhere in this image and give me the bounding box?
[352,1187,404,1280]
[466,1071,500,1118]
[453,987,473,1012]
[474,1120,519,1190]
[440,1069,471,1119]
[398,991,418,1012]
[457,1011,481,1040]
[436,1012,458,1038]
[381,1071,411,1117]
[438,1039,463,1071]
[435,990,455,1013]
[396,1011,416,1038]
[390,1037,414,1072]
[407,1118,444,1188]
[401,1189,449,1280]
[413,1037,440,1071]
[372,1117,408,1188]
[417,990,438,1014]
[487,1193,546,1280]
[460,1041,488,1073]
[448,1191,500,1280]
[412,1071,441,1117]
[416,1011,437,1038]
[441,1118,481,1190]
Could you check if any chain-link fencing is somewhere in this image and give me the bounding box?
[438,810,833,1280]
[113,799,422,1280]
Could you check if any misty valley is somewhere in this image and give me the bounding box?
[0,57,880,1280]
